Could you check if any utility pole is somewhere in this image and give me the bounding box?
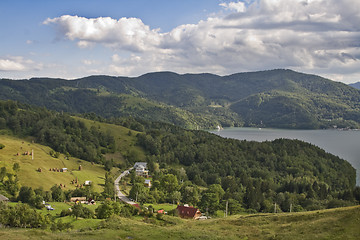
[290,203,292,213]
[274,203,277,213]
[225,200,228,217]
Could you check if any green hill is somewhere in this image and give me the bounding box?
[0,100,357,213]
[0,102,146,194]
[0,135,106,192]
[0,205,359,239]
[1,69,360,129]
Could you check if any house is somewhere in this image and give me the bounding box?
[84,180,92,186]
[134,162,147,169]
[0,194,9,202]
[157,209,167,214]
[144,179,151,188]
[46,205,54,210]
[176,205,202,219]
[70,197,87,204]
[134,162,149,177]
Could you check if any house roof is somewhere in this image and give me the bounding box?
[0,194,9,201]
[134,162,147,168]
[176,205,201,218]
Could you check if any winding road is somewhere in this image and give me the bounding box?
[114,167,137,205]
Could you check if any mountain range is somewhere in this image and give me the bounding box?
[1,69,360,129]
[349,82,360,90]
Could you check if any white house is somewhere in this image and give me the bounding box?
[134,162,149,177]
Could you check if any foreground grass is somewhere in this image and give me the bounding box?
[0,205,359,240]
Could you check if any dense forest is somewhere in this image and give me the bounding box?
[133,121,358,213]
[0,100,359,215]
[0,100,115,164]
[1,69,360,129]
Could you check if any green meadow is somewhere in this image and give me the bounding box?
[0,135,106,192]
[0,205,358,240]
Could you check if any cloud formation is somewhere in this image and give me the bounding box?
[44,0,360,79]
[0,56,42,72]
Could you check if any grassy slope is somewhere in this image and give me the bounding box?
[0,205,359,239]
[0,117,146,193]
[0,135,106,192]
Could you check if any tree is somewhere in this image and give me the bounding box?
[170,191,182,204]
[199,184,225,214]
[12,162,20,173]
[18,186,35,204]
[95,200,121,219]
[50,185,65,202]
[129,183,148,203]
[181,184,200,206]
[102,172,114,199]
[227,199,244,215]
[71,203,94,220]
[0,167,7,182]
[160,174,179,194]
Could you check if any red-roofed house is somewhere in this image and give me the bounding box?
[176,205,202,219]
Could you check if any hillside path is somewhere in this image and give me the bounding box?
[114,167,137,205]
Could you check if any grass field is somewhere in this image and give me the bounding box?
[0,204,359,240]
[0,135,106,192]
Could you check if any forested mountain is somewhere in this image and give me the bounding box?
[349,82,360,90]
[1,69,360,129]
[0,100,359,214]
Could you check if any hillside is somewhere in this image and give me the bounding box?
[73,116,146,166]
[0,205,359,239]
[0,135,106,192]
[0,100,358,213]
[1,69,360,129]
[0,102,147,194]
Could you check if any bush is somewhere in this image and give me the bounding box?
[60,209,71,217]
[0,143,5,149]
[99,215,122,229]
[50,219,73,232]
[156,213,164,220]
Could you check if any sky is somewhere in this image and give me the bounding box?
[0,0,359,83]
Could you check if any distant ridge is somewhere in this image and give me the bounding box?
[1,69,360,129]
[349,82,360,90]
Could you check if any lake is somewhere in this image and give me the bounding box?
[210,128,360,185]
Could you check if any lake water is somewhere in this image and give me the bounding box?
[210,128,360,185]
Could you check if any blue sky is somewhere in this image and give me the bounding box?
[0,0,359,83]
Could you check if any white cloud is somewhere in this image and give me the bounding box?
[44,15,161,52]
[0,56,42,72]
[82,59,98,65]
[219,2,246,12]
[44,0,360,80]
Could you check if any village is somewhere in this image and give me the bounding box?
[0,152,209,221]
[114,162,209,220]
